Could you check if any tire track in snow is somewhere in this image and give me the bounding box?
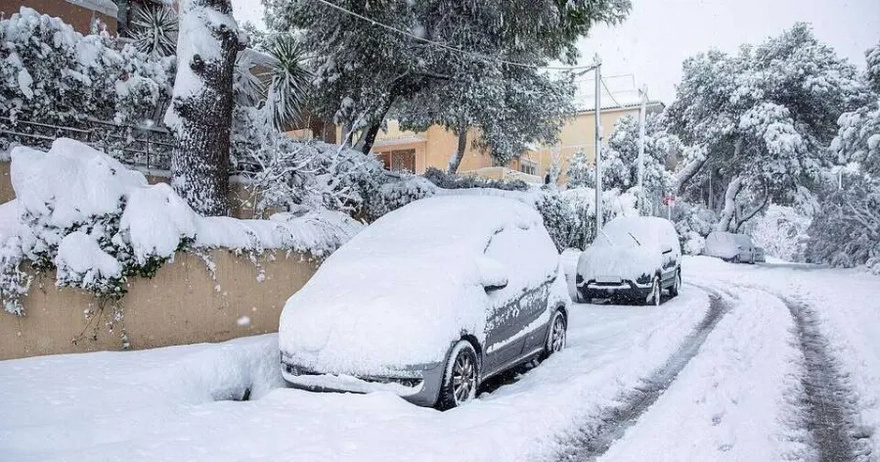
[554,286,732,461]
[781,296,871,462]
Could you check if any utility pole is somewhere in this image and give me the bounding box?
[637,85,648,215]
[594,55,603,233]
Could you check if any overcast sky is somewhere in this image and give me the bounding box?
[233,0,880,104]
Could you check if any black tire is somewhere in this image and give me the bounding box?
[645,275,661,306]
[669,270,682,297]
[437,340,479,410]
[540,309,567,360]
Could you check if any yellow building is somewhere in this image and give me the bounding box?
[369,100,664,185]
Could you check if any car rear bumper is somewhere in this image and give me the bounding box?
[281,357,446,407]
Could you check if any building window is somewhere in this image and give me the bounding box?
[519,159,538,176]
[377,149,416,173]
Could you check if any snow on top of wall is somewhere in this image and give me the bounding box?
[6,139,363,263]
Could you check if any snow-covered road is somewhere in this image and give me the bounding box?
[0,257,877,461]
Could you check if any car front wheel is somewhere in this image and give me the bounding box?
[541,309,567,360]
[646,275,661,306]
[669,270,682,297]
[437,340,478,410]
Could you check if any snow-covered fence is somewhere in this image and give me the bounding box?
[0,250,318,360]
[0,117,174,170]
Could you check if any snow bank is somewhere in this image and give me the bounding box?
[0,139,363,312]
[279,195,561,374]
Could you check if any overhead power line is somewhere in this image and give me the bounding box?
[307,0,600,72]
[600,77,624,108]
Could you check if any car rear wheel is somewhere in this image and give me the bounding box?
[646,275,661,306]
[669,270,682,297]
[541,309,567,360]
[437,340,478,410]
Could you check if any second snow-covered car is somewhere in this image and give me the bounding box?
[575,217,682,305]
[279,195,570,409]
[703,231,757,263]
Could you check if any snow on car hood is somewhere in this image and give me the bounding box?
[279,195,553,375]
[577,244,663,283]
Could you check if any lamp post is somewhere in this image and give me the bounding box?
[593,55,603,233]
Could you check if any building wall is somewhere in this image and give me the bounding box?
[2,0,119,35]
[0,250,317,360]
[367,104,661,183]
[523,107,648,185]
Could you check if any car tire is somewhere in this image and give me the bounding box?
[540,309,567,360]
[669,270,682,297]
[646,275,661,306]
[437,340,479,410]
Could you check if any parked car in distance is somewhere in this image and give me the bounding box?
[576,216,682,306]
[754,246,766,263]
[279,195,570,410]
[703,231,757,263]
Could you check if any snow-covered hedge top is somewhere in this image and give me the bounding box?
[0,139,363,314]
[279,195,562,374]
[10,139,362,258]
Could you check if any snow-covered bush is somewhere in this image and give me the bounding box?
[745,204,812,261]
[231,107,387,217]
[0,7,174,128]
[364,175,438,221]
[0,139,363,315]
[670,200,718,255]
[423,167,529,192]
[806,175,880,273]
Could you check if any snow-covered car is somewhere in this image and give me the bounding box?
[279,195,570,409]
[754,246,766,263]
[703,231,757,263]
[575,217,682,305]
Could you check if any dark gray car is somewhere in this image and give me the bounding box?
[278,196,571,409]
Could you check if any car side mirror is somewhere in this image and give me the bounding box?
[477,257,508,293]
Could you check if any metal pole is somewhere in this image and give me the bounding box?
[637,85,647,215]
[594,56,603,233]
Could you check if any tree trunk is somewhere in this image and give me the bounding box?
[715,176,743,232]
[447,124,468,174]
[355,92,399,154]
[165,0,242,216]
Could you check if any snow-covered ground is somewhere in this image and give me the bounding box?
[0,256,878,461]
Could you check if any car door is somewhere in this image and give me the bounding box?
[481,224,558,375]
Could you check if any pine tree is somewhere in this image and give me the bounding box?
[164,0,244,216]
[264,0,630,155]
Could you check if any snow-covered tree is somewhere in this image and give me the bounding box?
[0,7,173,129]
[603,113,678,212]
[165,0,245,216]
[393,50,575,173]
[131,4,179,58]
[806,42,880,272]
[264,0,630,154]
[566,149,592,188]
[667,23,866,233]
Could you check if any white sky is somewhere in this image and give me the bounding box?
[231,0,880,104]
[576,0,880,103]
